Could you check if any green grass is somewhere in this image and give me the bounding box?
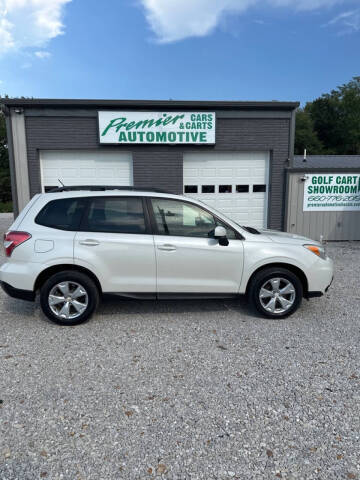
[0,201,13,213]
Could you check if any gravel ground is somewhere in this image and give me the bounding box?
[0,212,359,480]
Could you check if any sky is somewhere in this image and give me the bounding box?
[0,0,359,105]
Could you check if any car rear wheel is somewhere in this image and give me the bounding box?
[40,271,99,325]
[249,267,303,318]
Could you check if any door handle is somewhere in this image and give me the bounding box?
[157,244,177,251]
[79,239,100,246]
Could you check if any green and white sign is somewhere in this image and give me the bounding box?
[303,173,360,211]
[98,111,216,145]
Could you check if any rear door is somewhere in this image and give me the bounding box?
[74,196,156,293]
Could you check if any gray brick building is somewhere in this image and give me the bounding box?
[1,98,299,230]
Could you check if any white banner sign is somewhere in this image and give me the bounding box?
[303,173,360,211]
[98,111,216,145]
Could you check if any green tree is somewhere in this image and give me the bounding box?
[294,109,324,155]
[306,76,360,154]
[0,111,11,203]
[333,76,360,153]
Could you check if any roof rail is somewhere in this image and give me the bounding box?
[47,186,172,194]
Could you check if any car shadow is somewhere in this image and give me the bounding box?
[0,295,39,318]
[99,294,257,318]
[1,293,258,321]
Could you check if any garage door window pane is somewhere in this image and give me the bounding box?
[253,185,266,193]
[83,197,146,234]
[184,185,198,193]
[202,185,215,193]
[236,185,249,193]
[151,199,216,237]
[36,198,86,231]
[219,185,232,193]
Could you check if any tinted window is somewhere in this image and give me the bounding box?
[36,198,86,231]
[236,185,249,193]
[83,197,146,234]
[151,198,237,239]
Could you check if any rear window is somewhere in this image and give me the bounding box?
[81,197,146,234]
[35,198,86,231]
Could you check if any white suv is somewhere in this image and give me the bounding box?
[1,187,333,326]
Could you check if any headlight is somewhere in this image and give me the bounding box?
[304,244,327,260]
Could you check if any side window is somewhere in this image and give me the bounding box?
[83,197,146,234]
[151,199,216,238]
[35,198,86,231]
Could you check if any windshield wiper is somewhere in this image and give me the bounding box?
[241,226,261,235]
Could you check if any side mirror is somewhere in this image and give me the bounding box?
[214,226,229,246]
[214,226,227,238]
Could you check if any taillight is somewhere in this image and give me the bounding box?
[3,231,32,257]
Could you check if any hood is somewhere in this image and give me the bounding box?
[258,228,320,245]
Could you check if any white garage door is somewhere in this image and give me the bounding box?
[40,150,133,191]
[183,152,269,228]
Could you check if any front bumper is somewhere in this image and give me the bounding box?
[307,276,333,298]
[0,281,36,302]
[325,275,334,292]
[306,255,334,295]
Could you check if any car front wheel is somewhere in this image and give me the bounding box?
[40,271,99,326]
[249,267,303,318]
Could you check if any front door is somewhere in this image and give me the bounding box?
[74,196,156,293]
[148,198,244,294]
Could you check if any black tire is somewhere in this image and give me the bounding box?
[248,267,303,319]
[40,270,99,326]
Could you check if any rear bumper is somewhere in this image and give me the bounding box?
[0,281,36,302]
[0,260,40,291]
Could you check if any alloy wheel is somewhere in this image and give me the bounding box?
[259,277,296,314]
[48,281,88,320]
